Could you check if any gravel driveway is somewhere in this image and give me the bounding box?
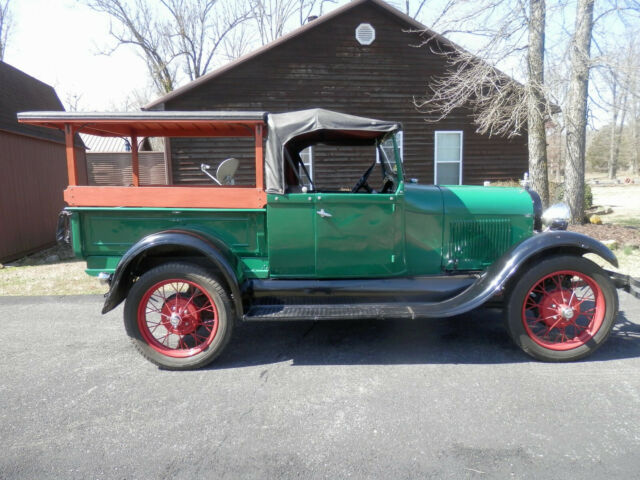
[1,293,639,479]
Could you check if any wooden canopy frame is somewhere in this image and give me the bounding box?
[18,112,267,209]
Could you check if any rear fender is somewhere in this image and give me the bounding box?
[102,230,242,316]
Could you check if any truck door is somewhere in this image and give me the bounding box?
[266,193,316,277]
[314,191,404,278]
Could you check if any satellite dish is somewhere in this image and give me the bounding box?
[216,157,239,185]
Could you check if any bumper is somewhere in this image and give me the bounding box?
[607,270,640,299]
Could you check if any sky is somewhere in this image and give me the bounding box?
[4,0,635,126]
[6,0,150,110]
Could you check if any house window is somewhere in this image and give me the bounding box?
[299,146,313,187]
[434,131,463,185]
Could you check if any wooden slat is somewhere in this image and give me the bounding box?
[64,185,266,208]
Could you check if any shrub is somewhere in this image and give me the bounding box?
[554,183,593,209]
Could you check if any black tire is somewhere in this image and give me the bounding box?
[124,262,234,370]
[504,255,618,362]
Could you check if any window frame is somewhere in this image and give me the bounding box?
[376,130,403,164]
[299,146,314,186]
[434,130,463,185]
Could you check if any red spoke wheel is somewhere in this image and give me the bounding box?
[505,255,618,362]
[124,263,233,370]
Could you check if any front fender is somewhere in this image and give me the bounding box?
[102,230,243,316]
[410,231,618,318]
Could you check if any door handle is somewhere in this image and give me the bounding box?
[316,208,332,218]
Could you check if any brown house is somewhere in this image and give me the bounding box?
[146,0,528,189]
[0,61,86,262]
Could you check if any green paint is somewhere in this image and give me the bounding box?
[267,191,405,278]
[71,208,267,277]
[68,169,534,279]
[440,186,533,271]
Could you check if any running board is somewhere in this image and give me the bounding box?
[243,303,460,322]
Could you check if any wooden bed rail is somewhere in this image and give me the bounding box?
[18,114,267,209]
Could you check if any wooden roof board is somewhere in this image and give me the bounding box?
[17,111,267,138]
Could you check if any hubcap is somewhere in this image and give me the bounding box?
[169,312,182,328]
[561,307,575,320]
[160,295,200,335]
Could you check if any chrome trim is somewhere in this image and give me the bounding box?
[98,272,112,286]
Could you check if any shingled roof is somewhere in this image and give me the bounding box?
[0,61,68,144]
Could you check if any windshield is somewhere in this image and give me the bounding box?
[282,129,402,194]
[377,132,399,182]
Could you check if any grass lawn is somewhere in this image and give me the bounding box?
[0,260,106,296]
[0,245,107,296]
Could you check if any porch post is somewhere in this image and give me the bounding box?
[131,133,139,186]
[255,124,264,190]
[64,124,78,186]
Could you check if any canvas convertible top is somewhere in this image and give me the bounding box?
[264,108,400,194]
[18,107,400,195]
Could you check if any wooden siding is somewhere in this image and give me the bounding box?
[171,137,256,185]
[0,130,86,262]
[163,1,527,188]
[87,152,167,186]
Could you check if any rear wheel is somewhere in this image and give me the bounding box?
[505,255,618,362]
[124,262,234,370]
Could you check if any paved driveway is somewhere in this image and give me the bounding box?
[1,293,639,479]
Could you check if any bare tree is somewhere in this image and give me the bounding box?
[221,23,257,61]
[86,0,252,93]
[618,39,640,176]
[0,0,11,61]
[526,0,549,206]
[605,64,629,179]
[404,0,428,20]
[249,0,335,45]
[632,49,640,175]
[86,0,178,93]
[161,0,251,81]
[564,0,594,224]
[64,92,84,112]
[414,0,554,205]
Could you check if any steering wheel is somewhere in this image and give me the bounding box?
[351,163,376,193]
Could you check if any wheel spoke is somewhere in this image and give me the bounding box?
[137,276,221,358]
[192,304,214,315]
[521,268,606,351]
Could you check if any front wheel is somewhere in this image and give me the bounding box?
[505,255,618,362]
[124,262,234,370]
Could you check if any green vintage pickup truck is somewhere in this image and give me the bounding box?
[19,109,637,369]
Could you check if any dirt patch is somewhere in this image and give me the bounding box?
[2,244,75,267]
[568,223,640,248]
[588,183,640,224]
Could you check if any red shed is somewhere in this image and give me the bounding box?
[0,61,86,262]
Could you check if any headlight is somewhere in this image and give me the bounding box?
[542,203,571,230]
